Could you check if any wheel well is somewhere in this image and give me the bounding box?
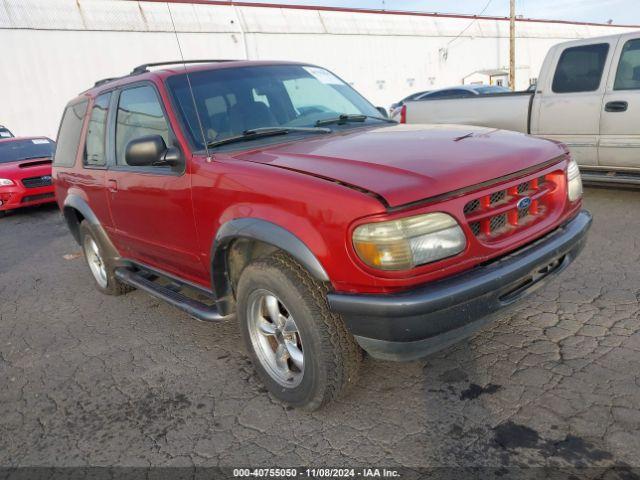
[211,219,331,316]
[63,207,85,244]
[227,238,279,295]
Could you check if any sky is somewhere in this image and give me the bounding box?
[241,0,640,25]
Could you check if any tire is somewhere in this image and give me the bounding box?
[237,252,362,411]
[79,221,132,296]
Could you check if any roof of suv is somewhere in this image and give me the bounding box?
[82,60,309,97]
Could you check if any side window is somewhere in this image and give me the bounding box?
[614,39,640,90]
[552,43,609,93]
[53,101,88,167]
[84,93,111,167]
[115,85,170,166]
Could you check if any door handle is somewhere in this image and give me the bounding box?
[605,101,628,112]
[107,179,118,193]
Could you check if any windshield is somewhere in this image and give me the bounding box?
[0,138,55,164]
[166,65,383,150]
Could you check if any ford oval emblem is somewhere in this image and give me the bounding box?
[517,197,532,210]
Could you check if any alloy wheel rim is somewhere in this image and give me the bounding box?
[247,289,304,387]
[84,236,108,288]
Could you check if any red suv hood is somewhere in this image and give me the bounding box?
[234,124,566,207]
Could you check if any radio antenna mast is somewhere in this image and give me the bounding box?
[166,2,212,160]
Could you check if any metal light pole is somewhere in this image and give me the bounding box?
[509,0,516,90]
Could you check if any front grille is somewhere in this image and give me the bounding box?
[489,190,506,204]
[463,173,556,241]
[489,213,507,232]
[21,192,54,203]
[463,199,480,215]
[21,175,52,189]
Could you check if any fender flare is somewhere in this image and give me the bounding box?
[211,218,330,315]
[63,194,120,263]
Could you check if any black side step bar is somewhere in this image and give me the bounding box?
[114,268,225,322]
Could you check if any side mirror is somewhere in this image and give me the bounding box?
[376,106,389,118]
[125,135,183,168]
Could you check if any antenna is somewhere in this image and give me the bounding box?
[166,3,212,160]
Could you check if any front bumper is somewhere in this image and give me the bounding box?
[0,184,55,211]
[328,210,592,361]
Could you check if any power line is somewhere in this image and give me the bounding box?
[446,0,494,46]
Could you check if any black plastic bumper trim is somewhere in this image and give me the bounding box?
[328,210,592,346]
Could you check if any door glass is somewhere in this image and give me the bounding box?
[614,39,640,90]
[115,85,170,166]
[84,93,111,167]
[552,43,609,93]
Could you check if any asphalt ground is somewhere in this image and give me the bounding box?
[0,187,639,477]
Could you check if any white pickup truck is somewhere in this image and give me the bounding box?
[401,32,640,185]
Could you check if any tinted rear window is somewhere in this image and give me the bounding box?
[54,101,88,167]
[0,138,55,164]
[552,43,609,93]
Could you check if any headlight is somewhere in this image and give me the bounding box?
[0,178,15,187]
[567,159,582,202]
[353,212,466,271]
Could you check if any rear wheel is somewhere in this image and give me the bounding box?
[237,253,362,411]
[79,221,132,296]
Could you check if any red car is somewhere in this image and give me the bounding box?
[54,60,590,410]
[0,136,56,216]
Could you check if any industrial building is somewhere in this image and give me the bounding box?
[1,0,638,138]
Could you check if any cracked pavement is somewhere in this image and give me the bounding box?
[0,187,639,470]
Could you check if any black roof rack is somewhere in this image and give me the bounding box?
[130,59,239,75]
[93,76,122,88]
[87,60,240,93]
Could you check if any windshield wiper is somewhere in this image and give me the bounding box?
[315,114,397,127]
[207,126,331,149]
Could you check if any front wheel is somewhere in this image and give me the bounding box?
[237,253,362,411]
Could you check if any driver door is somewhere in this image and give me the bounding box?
[105,83,205,282]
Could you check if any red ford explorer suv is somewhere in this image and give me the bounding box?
[0,136,56,217]
[54,60,591,410]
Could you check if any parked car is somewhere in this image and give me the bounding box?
[54,60,591,410]
[390,85,510,118]
[0,125,14,138]
[417,84,511,100]
[0,136,56,217]
[389,90,431,113]
[400,31,640,185]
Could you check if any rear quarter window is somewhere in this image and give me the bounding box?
[53,100,88,167]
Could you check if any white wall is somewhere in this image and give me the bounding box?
[1,0,637,138]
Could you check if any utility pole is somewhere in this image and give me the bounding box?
[509,0,516,90]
